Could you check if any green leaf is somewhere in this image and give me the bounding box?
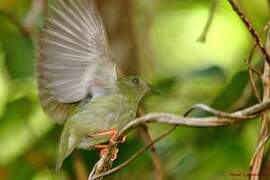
[2,36,33,78]
[211,70,249,110]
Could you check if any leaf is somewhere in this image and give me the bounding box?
[211,70,249,110]
[190,65,226,80]
[2,36,33,78]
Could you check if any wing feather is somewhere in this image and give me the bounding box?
[36,0,117,124]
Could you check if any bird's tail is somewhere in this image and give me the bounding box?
[55,127,76,171]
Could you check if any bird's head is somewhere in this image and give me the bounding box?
[118,76,151,103]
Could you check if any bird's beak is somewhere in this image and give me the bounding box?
[148,84,161,95]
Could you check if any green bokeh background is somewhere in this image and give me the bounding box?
[0,0,269,179]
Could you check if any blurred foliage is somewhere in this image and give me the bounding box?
[0,0,269,179]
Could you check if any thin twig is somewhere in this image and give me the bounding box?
[197,0,218,42]
[138,124,164,180]
[184,103,257,119]
[261,147,270,179]
[227,0,270,65]
[245,43,262,102]
[246,57,262,103]
[137,108,163,180]
[248,65,262,77]
[249,135,270,168]
[92,126,176,180]
[249,29,270,180]
[88,140,119,180]
[244,23,270,103]
[245,21,270,66]
[248,68,262,102]
[245,44,258,65]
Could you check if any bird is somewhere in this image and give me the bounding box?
[35,0,151,171]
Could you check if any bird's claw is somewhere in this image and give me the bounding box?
[92,129,125,161]
[99,146,119,161]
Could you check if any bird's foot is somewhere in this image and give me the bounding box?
[90,129,126,144]
[100,147,119,161]
[91,129,126,161]
[94,144,119,160]
[90,128,118,144]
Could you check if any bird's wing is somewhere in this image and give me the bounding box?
[36,0,117,124]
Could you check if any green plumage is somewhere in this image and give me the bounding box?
[56,77,150,170]
[35,0,150,171]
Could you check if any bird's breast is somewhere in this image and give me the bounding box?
[71,94,136,134]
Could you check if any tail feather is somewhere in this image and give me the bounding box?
[55,128,77,171]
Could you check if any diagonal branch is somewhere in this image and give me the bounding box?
[137,124,164,180]
[137,107,164,180]
[227,0,270,65]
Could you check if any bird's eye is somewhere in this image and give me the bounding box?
[132,77,139,85]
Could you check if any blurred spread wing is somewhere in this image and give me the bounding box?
[36,0,117,124]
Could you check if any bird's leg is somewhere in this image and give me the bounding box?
[90,128,118,143]
[93,144,108,157]
[93,144,108,149]
[90,128,126,144]
[91,129,126,160]
[93,144,119,160]
[91,129,119,160]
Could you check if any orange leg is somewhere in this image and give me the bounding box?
[93,144,108,149]
[91,129,126,160]
[93,144,109,157]
[89,128,118,143]
[93,144,119,160]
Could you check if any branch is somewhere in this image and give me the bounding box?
[87,99,270,180]
[227,0,270,65]
[184,103,257,119]
[120,100,270,136]
[137,108,163,180]
[86,4,270,175]
[261,147,270,179]
[249,28,270,180]
[137,124,164,180]
[88,140,119,180]
[244,23,270,104]
[245,44,261,103]
[91,126,176,180]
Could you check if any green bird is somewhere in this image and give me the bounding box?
[35,0,150,170]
